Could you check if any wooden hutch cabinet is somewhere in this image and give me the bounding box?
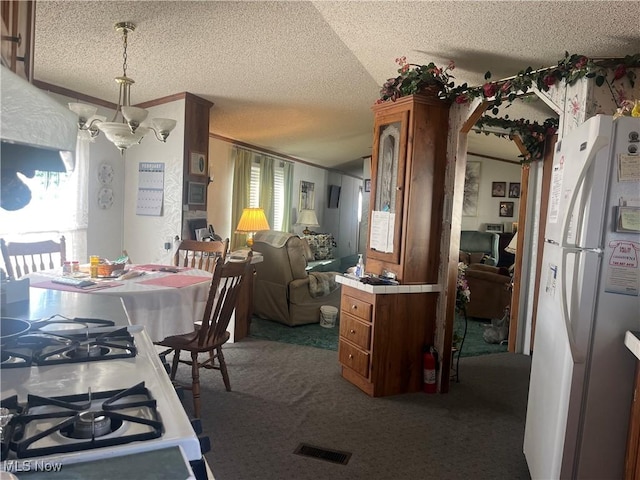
[337,94,450,396]
[366,94,449,284]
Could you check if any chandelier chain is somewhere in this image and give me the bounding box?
[122,28,128,77]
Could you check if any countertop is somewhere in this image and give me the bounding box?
[2,287,130,326]
[336,274,441,294]
[625,331,640,360]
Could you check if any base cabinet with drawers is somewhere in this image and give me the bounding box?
[338,285,437,397]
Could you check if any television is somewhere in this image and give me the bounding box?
[328,185,341,209]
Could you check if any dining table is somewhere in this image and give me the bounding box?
[23,264,213,343]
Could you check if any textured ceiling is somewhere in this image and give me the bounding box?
[32,1,640,174]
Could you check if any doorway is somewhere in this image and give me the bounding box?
[454,96,559,354]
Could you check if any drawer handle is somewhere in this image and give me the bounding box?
[349,329,356,334]
[351,304,358,310]
[348,354,353,359]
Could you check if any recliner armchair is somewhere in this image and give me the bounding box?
[251,231,341,326]
[464,263,512,320]
[460,230,500,266]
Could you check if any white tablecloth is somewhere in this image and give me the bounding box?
[25,267,212,342]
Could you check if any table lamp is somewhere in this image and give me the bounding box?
[235,208,270,247]
[505,231,518,254]
[296,209,319,235]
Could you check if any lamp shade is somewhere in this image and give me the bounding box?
[505,231,518,254]
[296,209,319,227]
[235,208,270,233]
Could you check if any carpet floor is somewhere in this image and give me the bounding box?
[169,338,532,480]
[249,314,508,357]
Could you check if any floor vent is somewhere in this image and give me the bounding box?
[293,443,352,465]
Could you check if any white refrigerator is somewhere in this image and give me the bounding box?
[524,114,640,479]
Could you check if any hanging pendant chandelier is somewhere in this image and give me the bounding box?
[68,22,176,154]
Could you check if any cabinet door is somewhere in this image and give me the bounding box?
[1,0,34,80]
[367,110,409,265]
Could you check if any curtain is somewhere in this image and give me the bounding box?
[231,147,253,250]
[281,161,294,232]
[58,136,90,262]
[259,155,274,227]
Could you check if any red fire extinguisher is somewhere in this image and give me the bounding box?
[423,346,437,393]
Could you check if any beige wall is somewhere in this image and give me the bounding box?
[461,155,521,232]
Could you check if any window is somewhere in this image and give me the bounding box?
[249,163,260,208]
[0,138,89,262]
[232,146,292,250]
[0,171,71,237]
[249,159,286,231]
[272,163,285,231]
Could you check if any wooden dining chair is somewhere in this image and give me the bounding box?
[156,252,253,418]
[173,238,229,273]
[1,236,66,279]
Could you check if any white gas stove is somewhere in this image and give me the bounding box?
[0,317,207,478]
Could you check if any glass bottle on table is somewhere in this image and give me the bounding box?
[355,254,365,278]
[89,255,100,278]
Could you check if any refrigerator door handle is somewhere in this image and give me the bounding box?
[559,133,609,250]
[561,248,586,364]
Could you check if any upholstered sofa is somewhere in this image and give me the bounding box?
[459,230,500,266]
[251,231,341,326]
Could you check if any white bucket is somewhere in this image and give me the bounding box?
[320,305,338,328]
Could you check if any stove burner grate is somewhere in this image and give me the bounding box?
[0,396,22,461]
[32,315,116,332]
[1,327,137,368]
[36,328,136,365]
[64,345,109,359]
[0,349,32,369]
[9,383,162,459]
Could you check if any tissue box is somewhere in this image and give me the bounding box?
[1,277,29,307]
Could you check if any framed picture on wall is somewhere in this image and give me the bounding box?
[188,181,207,206]
[299,181,315,211]
[189,151,207,176]
[509,182,521,198]
[364,179,371,192]
[486,223,503,233]
[463,161,481,216]
[499,201,514,217]
[492,181,506,197]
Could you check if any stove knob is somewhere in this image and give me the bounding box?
[198,435,211,455]
[190,418,202,435]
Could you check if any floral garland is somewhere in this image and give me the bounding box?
[449,53,639,108]
[474,116,559,164]
[379,56,455,103]
[378,52,639,163]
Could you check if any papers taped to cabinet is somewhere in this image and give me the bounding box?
[370,211,395,253]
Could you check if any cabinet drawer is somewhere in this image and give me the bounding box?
[341,294,372,322]
[339,340,370,378]
[339,313,371,350]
